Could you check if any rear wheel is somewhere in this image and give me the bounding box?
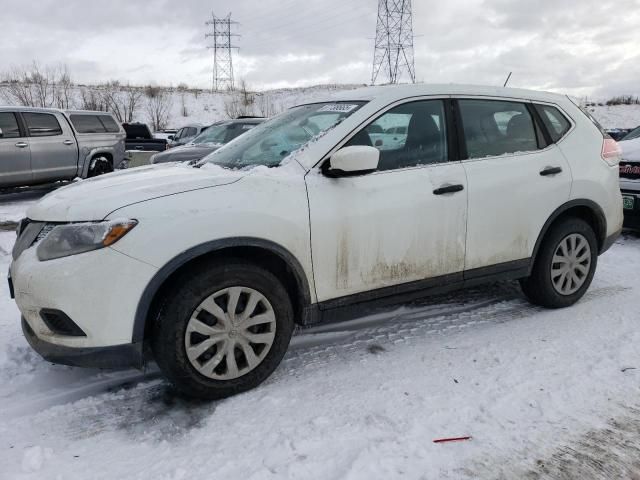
[88,156,113,177]
[151,260,294,399]
[520,218,597,308]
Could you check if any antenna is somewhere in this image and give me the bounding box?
[205,12,240,92]
[371,0,416,85]
[503,72,512,88]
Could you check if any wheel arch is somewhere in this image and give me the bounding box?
[531,199,607,269]
[133,237,314,344]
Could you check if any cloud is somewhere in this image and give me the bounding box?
[0,0,637,98]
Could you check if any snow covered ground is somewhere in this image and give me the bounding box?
[1,196,640,479]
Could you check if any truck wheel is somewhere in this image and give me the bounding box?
[520,217,597,308]
[88,156,113,177]
[151,260,295,400]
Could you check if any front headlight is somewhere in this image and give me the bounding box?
[36,219,138,261]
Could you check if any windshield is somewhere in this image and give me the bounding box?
[192,123,228,145]
[622,126,640,141]
[200,101,366,169]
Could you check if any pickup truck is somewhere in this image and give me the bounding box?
[0,107,125,189]
[122,123,168,152]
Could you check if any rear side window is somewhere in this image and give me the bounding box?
[98,115,121,133]
[22,113,63,137]
[0,112,21,138]
[458,100,539,159]
[535,105,571,142]
[70,114,106,133]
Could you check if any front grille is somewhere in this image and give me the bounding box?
[34,224,56,242]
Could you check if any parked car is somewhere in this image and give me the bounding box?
[168,123,205,148]
[605,128,633,141]
[618,126,640,229]
[0,107,125,188]
[10,84,623,399]
[122,123,167,153]
[150,118,264,164]
[153,129,177,141]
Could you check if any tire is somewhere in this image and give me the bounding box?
[151,259,295,400]
[88,156,114,177]
[520,217,598,308]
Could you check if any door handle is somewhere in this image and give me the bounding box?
[63,139,74,146]
[540,166,562,176]
[433,184,464,195]
[15,142,28,148]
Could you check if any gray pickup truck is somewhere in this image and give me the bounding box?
[0,107,125,188]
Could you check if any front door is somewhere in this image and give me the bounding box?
[306,99,468,303]
[0,112,32,188]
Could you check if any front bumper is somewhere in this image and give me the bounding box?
[621,188,640,231]
[11,239,158,359]
[22,318,143,368]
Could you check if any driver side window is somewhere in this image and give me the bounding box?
[345,100,448,171]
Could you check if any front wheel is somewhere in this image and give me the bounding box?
[151,260,295,399]
[520,218,598,308]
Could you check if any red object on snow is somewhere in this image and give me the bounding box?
[433,436,472,443]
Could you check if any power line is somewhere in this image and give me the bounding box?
[205,12,240,92]
[371,0,416,85]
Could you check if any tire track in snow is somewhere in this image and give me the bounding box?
[2,283,628,433]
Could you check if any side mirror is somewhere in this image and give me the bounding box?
[323,145,379,178]
[0,127,3,138]
[168,135,174,140]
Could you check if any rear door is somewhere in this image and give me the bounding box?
[22,112,78,183]
[0,112,32,187]
[457,98,572,274]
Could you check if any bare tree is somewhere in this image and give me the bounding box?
[177,83,189,117]
[79,87,107,111]
[256,93,280,117]
[101,81,142,122]
[224,79,255,119]
[53,65,73,109]
[2,62,67,107]
[144,85,172,131]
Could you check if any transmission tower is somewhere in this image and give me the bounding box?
[205,12,240,91]
[371,0,416,85]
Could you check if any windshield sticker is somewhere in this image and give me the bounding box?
[318,104,359,113]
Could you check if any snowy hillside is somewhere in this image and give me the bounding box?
[3,80,640,131]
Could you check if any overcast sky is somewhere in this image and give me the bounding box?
[1,0,638,98]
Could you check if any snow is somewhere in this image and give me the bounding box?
[587,104,640,130]
[0,195,640,478]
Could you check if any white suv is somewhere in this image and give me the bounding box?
[10,85,623,399]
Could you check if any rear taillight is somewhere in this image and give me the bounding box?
[601,138,621,166]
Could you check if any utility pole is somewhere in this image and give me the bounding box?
[371,0,416,85]
[205,12,240,92]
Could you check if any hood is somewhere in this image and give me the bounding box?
[27,163,244,221]
[152,143,222,164]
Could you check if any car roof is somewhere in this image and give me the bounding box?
[0,105,65,114]
[65,110,115,115]
[311,83,568,105]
